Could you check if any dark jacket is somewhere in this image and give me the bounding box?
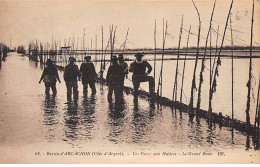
[106,63,124,84]
[64,63,81,83]
[118,61,128,75]
[40,65,59,83]
[80,62,97,82]
[129,61,152,76]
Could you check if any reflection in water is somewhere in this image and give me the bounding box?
[132,97,147,143]
[188,116,203,147]
[43,94,59,141]
[3,53,260,155]
[231,126,234,145]
[252,131,259,150]
[246,132,251,150]
[81,95,97,140]
[148,98,155,118]
[131,96,156,144]
[63,101,79,141]
[206,124,214,144]
[107,96,127,144]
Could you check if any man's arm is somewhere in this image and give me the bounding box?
[124,63,129,74]
[106,67,111,84]
[39,68,46,83]
[75,65,81,81]
[64,66,68,82]
[55,68,61,83]
[129,62,134,72]
[80,64,83,72]
[91,63,97,76]
[145,61,153,74]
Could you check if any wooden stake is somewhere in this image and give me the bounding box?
[189,0,201,117]
[122,28,129,53]
[245,0,255,126]
[255,76,260,128]
[196,0,216,114]
[154,20,157,80]
[209,0,234,117]
[157,19,167,97]
[180,25,191,103]
[230,13,234,124]
[211,25,219,83]
[173,15,184,103]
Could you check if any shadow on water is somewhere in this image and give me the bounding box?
[187,115,203,147]
[246,130,260,150]
[81,94,97,140]
[63,100,79,142]
[43,94,59,141]
[130,96,156,144]
[107,96,127,144]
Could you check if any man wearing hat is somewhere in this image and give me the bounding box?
[64,57,81,100]
[106,55,124,103]
[129,53,155,96]
[80,56,97,95]
[39,59,61,95]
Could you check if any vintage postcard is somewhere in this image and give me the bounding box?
[0,0,259,164]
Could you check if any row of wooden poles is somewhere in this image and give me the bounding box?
[28,25,129,82]
[27,0,259,129]
[154,0,259,129]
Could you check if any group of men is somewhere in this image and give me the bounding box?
[39,53,155,101]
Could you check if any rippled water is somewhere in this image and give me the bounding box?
[0,53,259,163]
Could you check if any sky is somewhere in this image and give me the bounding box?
[0,0,259,49]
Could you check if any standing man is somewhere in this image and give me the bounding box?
[106,56,124,103]
[64,57,81,100]
[80,56,97,95]
[39,59,61,95]
[129,53,155,96]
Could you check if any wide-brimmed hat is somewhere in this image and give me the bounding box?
[69,57,76,61]
[84,56,91,60]
[46,59,53,65]
[135,53,144,57]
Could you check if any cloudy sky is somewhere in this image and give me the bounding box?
[0,0,259,49]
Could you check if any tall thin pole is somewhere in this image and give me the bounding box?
[83,28,86,56]
[211,25,219,78]
[52,33,54,50]
[196,0,216,113]
[101,26,104,81]
[110,25,114,64]
[91,38,92,57]
[180,25,191,103]
[95,35,97,65]
[209,0,234,116]
[173,15,184,102]
[189,0,201,117]
[245,0,255,126]
[230,13,234,124]
[255,76,260,127]
[209,29,212,96]
[112,26,117,56]
[122,28,129,53]
[154,20,157,80]
[157,19,167,97]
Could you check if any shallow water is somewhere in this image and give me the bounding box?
[0,53,259,163]
[73,51,260,123]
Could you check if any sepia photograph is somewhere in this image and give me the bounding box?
[0,0,259,164]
